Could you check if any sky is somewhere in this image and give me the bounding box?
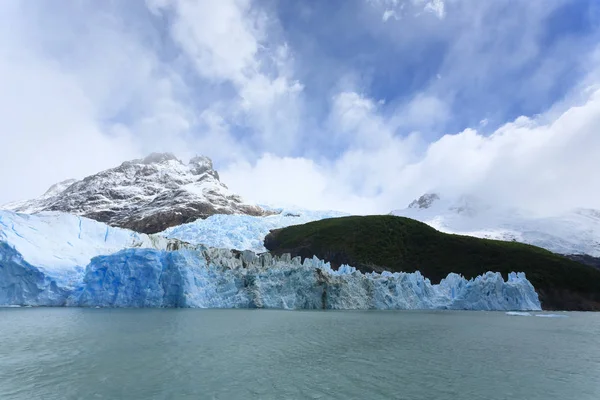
[1,0,600,214]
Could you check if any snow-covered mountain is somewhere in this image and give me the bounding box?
[0,209,540,310]
[391,193,600,257]
[2,153,272,234]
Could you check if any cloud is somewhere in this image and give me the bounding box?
[223,84,600,215]
[0,0,303,203]
[370,0,445,20]
[0,2,145,202]
[382,9,400,22]
[148,0,305,154]
[422,0,445,19]
[1,0,599,218]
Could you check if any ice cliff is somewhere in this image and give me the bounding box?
[1,210,541,310]
[67,248,540,310]
[0,211,192,305]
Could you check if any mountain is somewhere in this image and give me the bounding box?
[264,215,600,310]
[391,193,600,257]
[2,153,273,234]
[0,210,540,310]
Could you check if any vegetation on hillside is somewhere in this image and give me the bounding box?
[264,215,600,310]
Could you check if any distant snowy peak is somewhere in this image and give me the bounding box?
[2,179,79,214]
[392,193,600,257]
[408,193,440,209]
[3,153,273,234]
[406,193,494,216]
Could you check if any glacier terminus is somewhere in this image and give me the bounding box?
[0,210,540,310]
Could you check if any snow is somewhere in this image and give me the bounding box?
[2,179,78,213]
[0,210,194,300]
[67,248,541,310]
[162,208,348,252]
[0,211,154,274]
[391,194,600,257]
[1,153,270,233]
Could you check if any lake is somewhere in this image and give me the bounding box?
[0,308,598,399]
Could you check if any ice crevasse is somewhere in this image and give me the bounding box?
[0,210,541,310]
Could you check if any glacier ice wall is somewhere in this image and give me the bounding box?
[0,210,183,273]
[0,210,198,305]
[1,209,541,310]
[0,242,71,306]
[67,248,541,311]
[162,209,348,252]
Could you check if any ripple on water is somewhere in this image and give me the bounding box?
[0,309,598,400]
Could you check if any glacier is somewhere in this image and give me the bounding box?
[0,210,194,305]
[67,248,540,310]
[162,208,348,252]
[1,210,541,310]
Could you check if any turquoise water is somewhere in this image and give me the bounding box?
[0,309,598,399]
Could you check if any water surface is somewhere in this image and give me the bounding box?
[0,308,598,399]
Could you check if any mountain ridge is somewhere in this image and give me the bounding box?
[391,193,600,257]
[2,153,274,234]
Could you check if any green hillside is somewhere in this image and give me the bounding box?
[264,215,600,310]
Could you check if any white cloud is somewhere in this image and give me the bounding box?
[382,9,399,22]
[149,0,305,154]
[391,93,450,132]
[0,2,146,202]
[371,0,445,21]
[224,85,600,215]
[148,0,261,84]
[1,0,599,220]
[0,0,303,203]
[422,0,445,19]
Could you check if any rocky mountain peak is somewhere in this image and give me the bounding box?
[42,179,78,197]
[189,155,217,178]
[408,193,440,209]
[2,153,274,234]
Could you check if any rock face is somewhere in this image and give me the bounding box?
[3,153,273,233]
[408,193,440,209]
[565,254,600,270]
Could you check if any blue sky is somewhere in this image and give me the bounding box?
[1,0,600,213]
